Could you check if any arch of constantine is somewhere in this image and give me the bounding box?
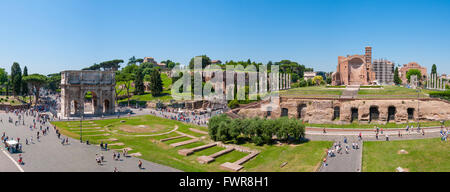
[60,70,116,118]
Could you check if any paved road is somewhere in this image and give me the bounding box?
[319,136,362,172]
[0,111,181,172]
[306,127,445,141]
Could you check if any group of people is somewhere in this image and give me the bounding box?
[149,108,223,126]
[323,137,360,167]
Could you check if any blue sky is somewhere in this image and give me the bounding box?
[0,0,449,75]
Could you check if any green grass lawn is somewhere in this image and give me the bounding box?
[362,138,450,172]
[243,141,332,172]
[358,86,428,98]
[118,90,173,105]
[52,114,329,172]
[0,96,29,106]
[280,86,343,98]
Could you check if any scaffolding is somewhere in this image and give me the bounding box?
[372,59,394,85]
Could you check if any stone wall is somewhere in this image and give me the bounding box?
[238,97,450,124]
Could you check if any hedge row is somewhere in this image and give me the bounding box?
[208,115,305,145]
[429,90,450,101]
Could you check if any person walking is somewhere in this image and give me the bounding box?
[138,160,143,169]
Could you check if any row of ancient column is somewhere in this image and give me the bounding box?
[426,73,446,91]
[278,73,291,90]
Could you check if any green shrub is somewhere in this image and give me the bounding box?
[228,100,239,109]
[429,90,450,101]
[208,115,305,145]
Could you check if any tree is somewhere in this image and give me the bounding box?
[393,67,402,85]
[82,63,101,70]
[167,62,177,69]
[22,74,47,105]
[22,66,29,102]
[46,73,61,92]
[136,58,144,65]
[312,75,323,86]
[0,68,8,95]
[134,67,145,95]
[406,69,422,83]
[116,66,136,107]
[189,55,211,69]
[149,69,163,96]
[128,56,137,65]
[11,62,22,97]
[291,73,299,83]
[431,64,437,75]
[99,59,123,71]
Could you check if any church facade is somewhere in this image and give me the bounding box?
[332,47,376,86]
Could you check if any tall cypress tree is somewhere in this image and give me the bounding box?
[11,62,22,97]
[134,68,145,95]
[431,64,437,75]
[149,69,163,96]
[393,67,402,85]
[22,66,29,98]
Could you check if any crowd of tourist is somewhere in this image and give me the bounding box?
[148,108,224,126]
[0,107,68,165]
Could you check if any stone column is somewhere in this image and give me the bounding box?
[288,74,291,89]
[433,74,436,89]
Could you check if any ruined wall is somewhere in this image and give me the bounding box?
[238,97,450,124]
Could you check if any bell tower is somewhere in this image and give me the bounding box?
[365,46,375,83]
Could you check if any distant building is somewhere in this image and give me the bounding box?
[211,60,222,65]
[372,59,395,85]
[304,72,317,81]
[399,62,427,84]
[143,57,166,69]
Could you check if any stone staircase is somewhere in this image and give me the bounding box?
[340,85,360,99]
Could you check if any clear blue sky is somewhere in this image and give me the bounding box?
[1,0,449,75]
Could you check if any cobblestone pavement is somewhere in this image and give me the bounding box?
[0,111,181,172]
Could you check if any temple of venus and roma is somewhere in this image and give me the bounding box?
[235,47,450,124]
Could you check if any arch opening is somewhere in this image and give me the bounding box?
[388,106,396,122]
[351,108,358,123]
[281,108,289,117]
[297,104,307,119]
[369,106,379,122]
[333,106,340,120]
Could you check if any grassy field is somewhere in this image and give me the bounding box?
[51,115,331,172]
[306,120,449,129]
[362,138,450,172]
[0,96,29,106]
[117,73,174,105]
[242,141,332,172]
[358,86,428,98]
[280,86,343,98]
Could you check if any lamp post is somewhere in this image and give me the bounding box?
[77,102,83,143]
[417,89,420,128]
